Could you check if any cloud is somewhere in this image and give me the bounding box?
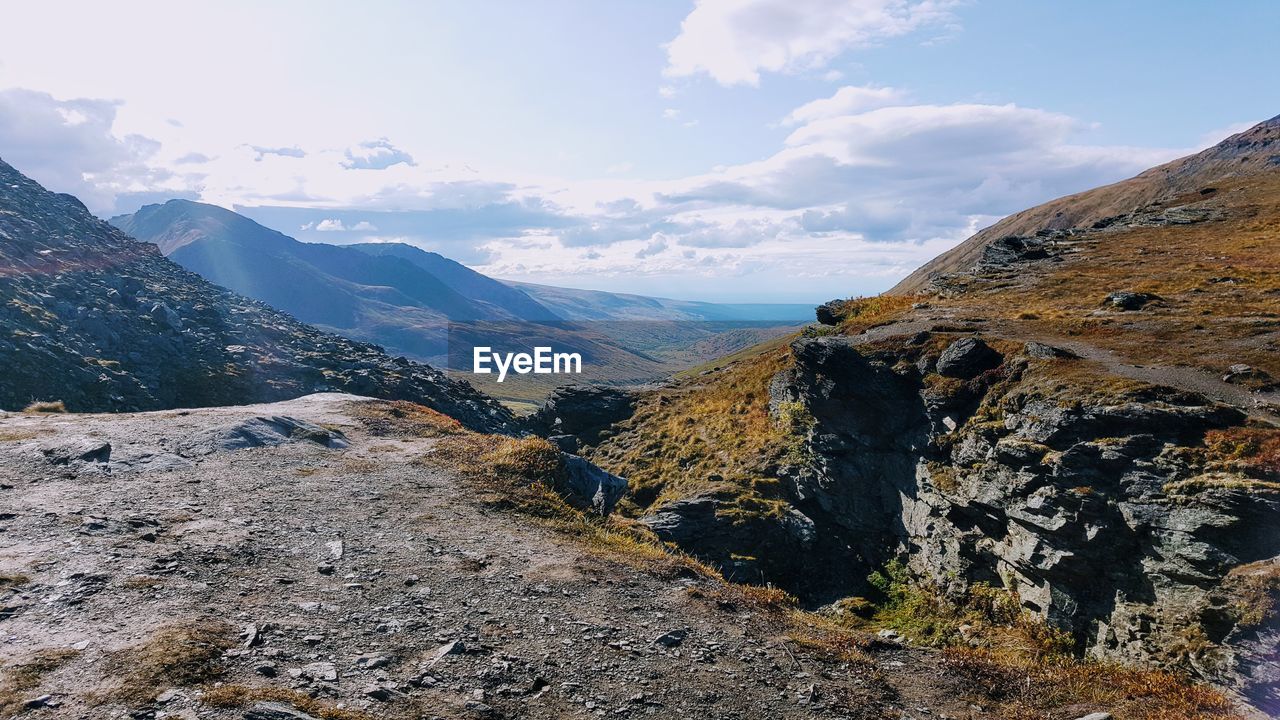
[249,145,306,161]
[781,85,905,125]
[664,0,958,86]
[299,218,381,232]
[0,88,173,215]
[174,152,214,164]
[342,137,416,170]
[634,238,668,258]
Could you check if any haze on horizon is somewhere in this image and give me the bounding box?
[0,0,1275,303]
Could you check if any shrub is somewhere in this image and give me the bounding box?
[22,400,66,413]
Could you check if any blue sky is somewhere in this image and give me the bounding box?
[0,1,1276,302]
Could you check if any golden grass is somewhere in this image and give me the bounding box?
[21,400,66,414]
[588,345,795,513]
[106,620,235,703]
[943,647,1240,720]
[350,400,464,439]
[831,294,920,334]
[0,648,79,715]
[1219,560,1280,629]
[939,176,1280,379]
[1203,426,1280,479]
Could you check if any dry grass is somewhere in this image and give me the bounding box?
[943,647,1240,720]
[1219,559,1280,629]
[0,648,79,715]
[588,345,795,514]
[350,399,464,439]
[202,685,378,720]
[939,176,1280,379]
[0,430,39,442]
[1203,426,1280,479]
[21,400,66,414]
[106,620,236,703]
[830,294,920,334]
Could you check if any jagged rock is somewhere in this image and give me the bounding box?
[525,385,636,445]
[557,454,627,516]
[1102,291,1161,310]
[547,434,580,453]
[815,299,846,326]
[40,438,111,465]
[935,337,1002,378]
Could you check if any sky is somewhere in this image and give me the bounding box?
[0,1,1276,303]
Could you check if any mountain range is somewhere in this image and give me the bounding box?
[110,201,809,400]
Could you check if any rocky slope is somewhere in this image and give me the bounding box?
[0,159,511,431]
[576,117,1280,717]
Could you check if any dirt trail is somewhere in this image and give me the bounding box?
[856,316,1280,425]
[0,394,991,720]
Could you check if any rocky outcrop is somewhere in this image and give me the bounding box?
[557,454,628,516]
[644,332,1277,708]
[525,385,637,446]
[780,334,1277,708]
[0,158,512,433]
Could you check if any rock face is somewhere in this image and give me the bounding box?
[0,158,512,432]
[525,385,637,445]
[763,335,1280,709]
[557,454,628,516]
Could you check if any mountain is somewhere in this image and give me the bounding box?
[347,242,560,321]
[0,159,511,431]
[507,281,813,322]
[893,114,1280,294]
[566,116,1280,714]
[111,200,551,358]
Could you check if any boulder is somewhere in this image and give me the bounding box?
[1102,291,1161,311]
[815,299,846,326]
[935,337,1002,378]
[525,385,636,445]
[244,702,321,720]
[557,454,627,516]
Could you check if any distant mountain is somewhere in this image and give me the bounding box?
[507,282,812,322]
[112,202,810,403]
[111,200,558,358]
[348,242,560,321]
[893,113,1280,294]
[0,159,511,430]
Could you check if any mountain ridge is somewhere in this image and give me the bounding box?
[892,114,1280,294]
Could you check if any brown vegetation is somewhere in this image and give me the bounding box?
[106,620,236,703]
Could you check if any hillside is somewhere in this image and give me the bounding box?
[560,117,1280,716]
[0,159,511,432]
[508,281,812,322]
[893,114,1280,294]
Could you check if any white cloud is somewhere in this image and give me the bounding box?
[664,0,958,86]
[662,108,681,120]
[300,218,378,232]
[0,88,179,214]
[781,85,905,125]
[342,137,416,170]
